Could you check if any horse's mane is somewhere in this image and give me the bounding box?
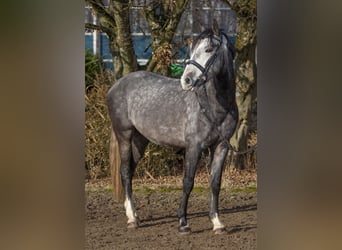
[192,29,216,49]
[192,28,236,59]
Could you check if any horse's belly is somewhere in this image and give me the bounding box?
[133,121,186,148]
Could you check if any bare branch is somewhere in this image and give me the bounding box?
[85,23,113,35]
[222,0,235,11]
[85,23,100,31]
[222,0,257,19]
[86,0,115,24]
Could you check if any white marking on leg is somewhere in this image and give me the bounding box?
[211,213,225,230]
[179,219,189,228]
[124,197,137,223]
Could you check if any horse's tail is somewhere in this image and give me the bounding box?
[109,128,124,202]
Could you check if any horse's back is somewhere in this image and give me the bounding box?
[107,71,178,98]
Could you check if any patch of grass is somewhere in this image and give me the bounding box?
[133,186,155,195]
[231,186,257,194]
[192,186,210,193]
[133,186,183,194]
[104,185,113,193]
[159,187,182,193]
[85,183,113,194]
[87,183,257,196]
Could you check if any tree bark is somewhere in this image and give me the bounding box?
[85,0,138,79]
[143,0,189,76]
[224,0,257,169]
[112,0,138,76]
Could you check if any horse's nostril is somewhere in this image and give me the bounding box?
[185,77,192,85]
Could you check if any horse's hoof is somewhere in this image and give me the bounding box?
[213,227,226,235]
[178,225,191,235]
[127,221,138,229]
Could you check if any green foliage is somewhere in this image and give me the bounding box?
[170,64,184,78]
[85,49,105,88]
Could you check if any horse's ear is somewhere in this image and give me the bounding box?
[212,19,220,36]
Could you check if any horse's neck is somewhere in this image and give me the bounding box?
[205,73,235,120]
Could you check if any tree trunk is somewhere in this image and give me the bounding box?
[143,0,189,76]
[112,0,138,76]
[107,33,123,80]
[224,0,257,170]
[230,37,257,169]
[86,0,138,79]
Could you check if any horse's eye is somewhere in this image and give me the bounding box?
[205,48,213,53]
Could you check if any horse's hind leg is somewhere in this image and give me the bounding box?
[116,130,137,228]
[118,130,148,229]
[209,141,229,234]
[131,131,149,167]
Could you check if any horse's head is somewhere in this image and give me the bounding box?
[181,21,229,91]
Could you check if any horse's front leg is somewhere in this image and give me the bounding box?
[209,141,229,234]
[177,145,201,234]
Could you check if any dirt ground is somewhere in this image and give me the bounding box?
[85,170,257,250]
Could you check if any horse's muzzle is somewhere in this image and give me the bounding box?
[181,76,195,91]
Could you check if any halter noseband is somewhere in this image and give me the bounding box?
[185,34,223,88]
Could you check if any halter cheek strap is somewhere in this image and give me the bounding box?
[186,53,218,87]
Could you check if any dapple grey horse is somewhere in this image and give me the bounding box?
[106,22,238,234]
